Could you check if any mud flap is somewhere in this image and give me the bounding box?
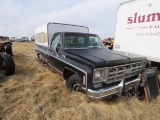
[141,68,160,103]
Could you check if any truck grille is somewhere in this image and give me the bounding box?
[106,61,146,83]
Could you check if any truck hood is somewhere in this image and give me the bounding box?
[65,48,146,67]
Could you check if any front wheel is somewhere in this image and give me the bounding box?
[1,54,15,75]
[66,74,82,92]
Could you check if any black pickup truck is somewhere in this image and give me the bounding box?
[35,32,147,99]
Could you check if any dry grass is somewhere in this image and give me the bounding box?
[0,42,160,120]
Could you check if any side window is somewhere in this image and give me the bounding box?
[51,34,61,48]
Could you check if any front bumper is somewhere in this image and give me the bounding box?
[87,74,141,99]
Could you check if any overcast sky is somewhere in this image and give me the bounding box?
[0,0,128,39]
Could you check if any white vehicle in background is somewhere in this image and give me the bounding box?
[9,37,19,42]
[114,0,160,66]
[31,35,35,41]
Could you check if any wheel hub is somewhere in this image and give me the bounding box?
[72,83,82,92]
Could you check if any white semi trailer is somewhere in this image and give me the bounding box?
[114,0,160,66]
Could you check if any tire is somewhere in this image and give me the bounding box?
[38,54,45,64]
[6,44,13,56]
[66,74,82,92]
[1,54,15,76]
[0,55,4,63]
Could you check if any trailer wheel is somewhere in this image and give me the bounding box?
[1,54,15,75]
[66,74,82,92]
[6,44,13,56]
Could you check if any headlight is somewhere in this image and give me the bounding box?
[95,71,101,79]
[93,69,105,83]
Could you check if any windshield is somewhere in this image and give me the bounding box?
[64,33,105,49]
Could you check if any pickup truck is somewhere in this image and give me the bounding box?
[35,23,147,99]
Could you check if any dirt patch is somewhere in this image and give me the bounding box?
[0,42,160,120]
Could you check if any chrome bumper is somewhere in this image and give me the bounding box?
[87,75,141,99]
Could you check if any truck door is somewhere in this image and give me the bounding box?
[47,33,64,72]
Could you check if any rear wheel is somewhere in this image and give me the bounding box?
[1,54,15,75]
[66,74,82,92]
[37,53,45,64]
